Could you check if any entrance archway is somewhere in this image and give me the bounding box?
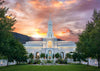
[61,52,64,58]
[48,50,52,59]
[36,52,39,59]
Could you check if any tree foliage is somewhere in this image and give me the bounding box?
[40,53,45,58]
[76,9,100,68]
[66,53,72,59]
[29,53,34,59]
[72,52,86,63]
[55,53,60,58]
[0,1,27,66]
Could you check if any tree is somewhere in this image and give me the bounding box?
[65,53,72,59]
[0,3,16,56]
[53,54,55,59]
[76,9,100,68]
[72,52,86,64]
[0,54,7,59]
[55,53,60,59]
[29,53,34,59]
[72,52,77,61]
[0,2,27,66]
[28,53,34,64]
[12,40,27,64]
[6,38,27,64]
[40,53,45,58]
[46,54,48,59]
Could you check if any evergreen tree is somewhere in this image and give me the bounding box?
[40,53,45,58]
[29,53,34,59]
[55,53,60,59]
[76,9,100,68]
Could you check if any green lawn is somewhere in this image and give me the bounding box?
[0,64,100,71]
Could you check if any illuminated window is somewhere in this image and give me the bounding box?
[36,52,39,59]
[48,41,52,48]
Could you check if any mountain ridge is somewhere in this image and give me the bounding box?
[12,32,64,44]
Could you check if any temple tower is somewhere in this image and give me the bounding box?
[47,16,54,38]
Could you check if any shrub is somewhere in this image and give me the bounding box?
[28,60,34,64]
[42,60,47,64]
[33,60,41,64]
[47,60,53,63]
[56,59,67,64]
[63,59,67,64]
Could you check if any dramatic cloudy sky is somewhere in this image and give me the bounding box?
[3,0,100,42]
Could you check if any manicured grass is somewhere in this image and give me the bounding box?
[0,64,100,71]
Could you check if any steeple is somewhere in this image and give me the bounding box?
[47,15,54,38]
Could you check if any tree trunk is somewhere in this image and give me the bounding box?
[87,58,89,66]
[16,61,18,65]
[97,56,100,68]
[7,60,9,66]
[87,60,89,66]
[79,60,81,64]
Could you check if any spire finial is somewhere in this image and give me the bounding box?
[47,13,54,38]
[49,13,52,22]
[49,13,51,19]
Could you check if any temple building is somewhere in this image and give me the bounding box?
[23,18,76,59]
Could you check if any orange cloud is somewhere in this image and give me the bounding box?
[6,0,99,42]
[27,28,47,38]
[28,0,41,9]
[52,1,63,8]
[65,0,77,4]
[62,32,66,34]
[15,3,21,10]
[35,29,40,32]
[28,0,77,10]
[27,28,71,39]
[66,29,70,32]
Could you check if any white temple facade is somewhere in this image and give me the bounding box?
[23,18,76,59]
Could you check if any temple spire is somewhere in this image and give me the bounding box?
[47,14,54,38]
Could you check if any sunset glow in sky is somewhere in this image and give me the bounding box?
[4,0,100,42]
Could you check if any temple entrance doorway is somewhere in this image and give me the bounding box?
[61,52,64,59]
[48,50,52,59]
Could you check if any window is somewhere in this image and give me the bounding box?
[48,41,52,48]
